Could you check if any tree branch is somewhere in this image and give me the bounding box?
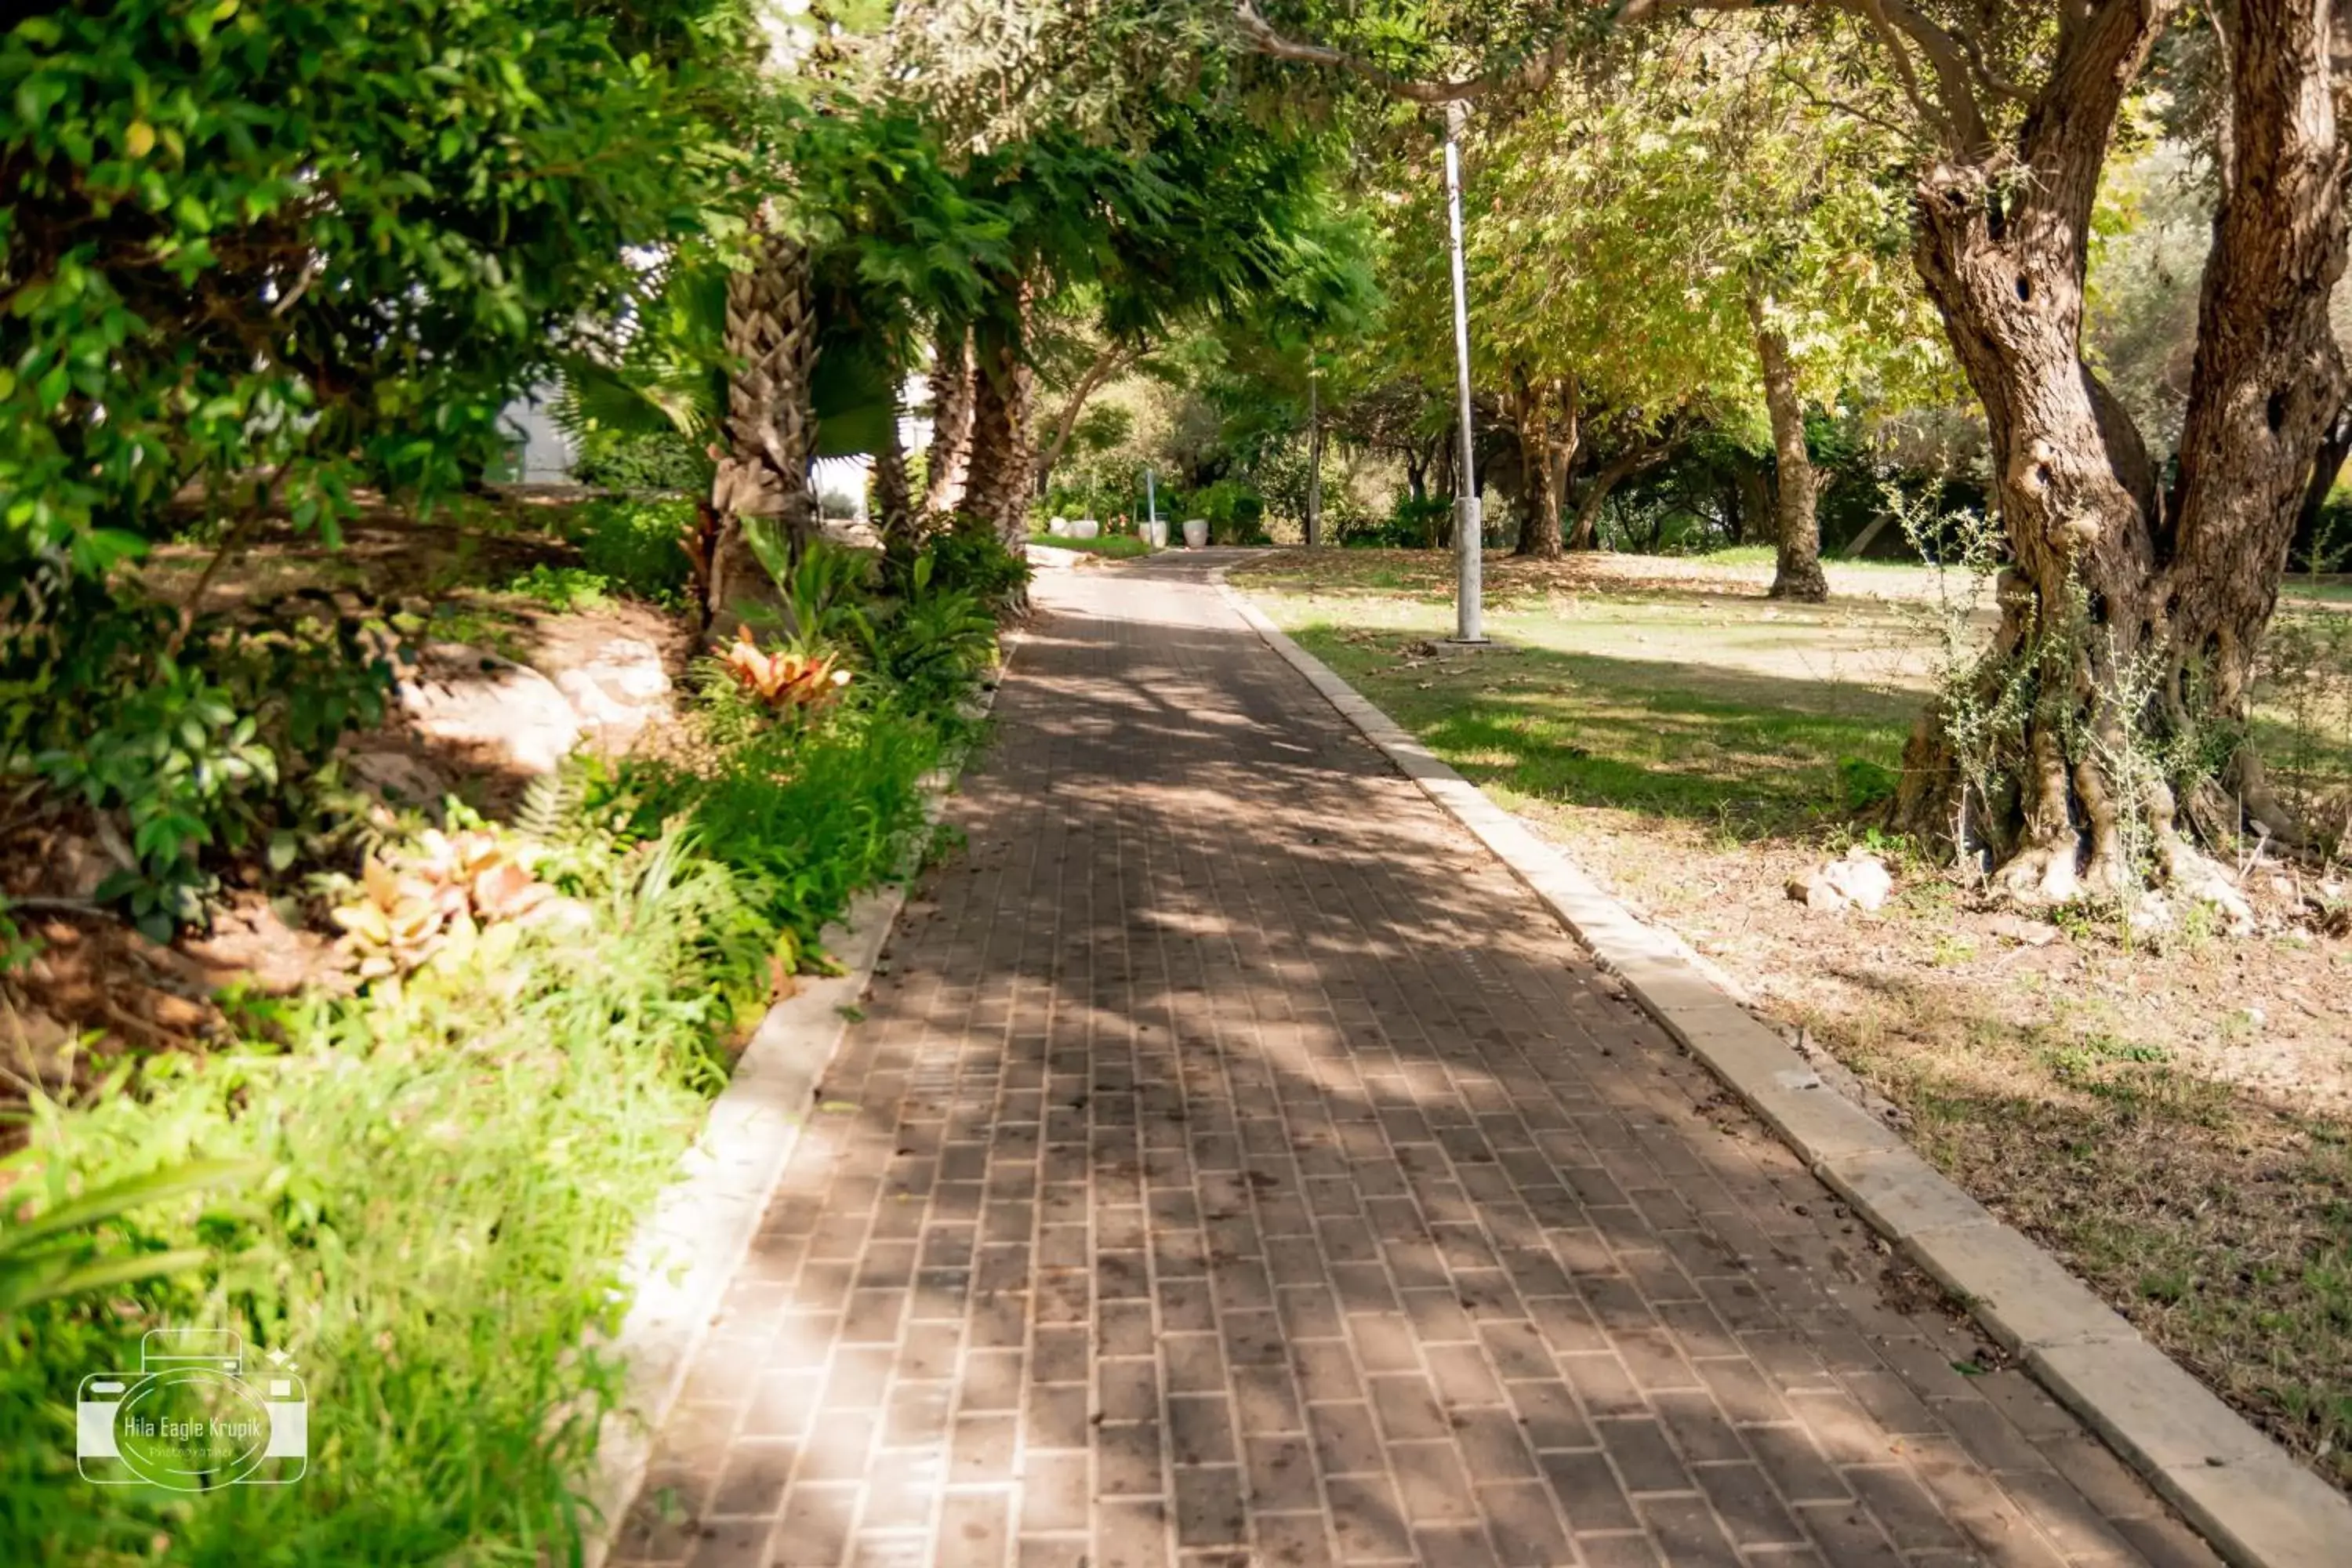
[1230,0,1574,103]
[1033,339,1142,484]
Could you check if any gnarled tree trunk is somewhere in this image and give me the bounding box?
[1565,424,1675,552]
[923,324,975,517]
[1748,294,1827,602]
[707,230,818,640]
[1893,0,2346,918]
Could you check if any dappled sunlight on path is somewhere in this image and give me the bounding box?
[613,554,2214,1568]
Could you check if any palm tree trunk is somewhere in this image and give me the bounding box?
[874,391,916,553]
[961,297,1036,546]
[706,230,818,638]
[923,325,975,516]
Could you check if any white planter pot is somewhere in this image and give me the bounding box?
[1047,517,1073,536]
[1071,518,1102,539]
[1182,518,1210,549]
[1142,519,1167,548]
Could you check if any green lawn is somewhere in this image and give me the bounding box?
[1028,532,1152,559]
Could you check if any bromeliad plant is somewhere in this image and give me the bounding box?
[329,826,586,981]
[719,626,853,715]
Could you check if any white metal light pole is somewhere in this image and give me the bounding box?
[1442,99,1486,643]
[1305,365,1323,548]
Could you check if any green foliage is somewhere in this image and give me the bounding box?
[866,554,1003,708]
[1,0,750,576]
[555,496,699,604]
[743,539,877,659]
[505,563,615,613]
[0,669,967,1562]
[1,577,392,933]
[608,706,948,959]
[1343,495,1450,550]
[0,1156,263,1316]
[890,516,1033,612]
[1840,757,1900,811]
[570,426,715,494]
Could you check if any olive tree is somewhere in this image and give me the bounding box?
[1236,0,2349,915]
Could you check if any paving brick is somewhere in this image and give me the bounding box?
[614,559,2209,1568]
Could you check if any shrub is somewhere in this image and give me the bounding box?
[553,498,699,604]
[0,822,760,1562]
[569,427,713,494]
[891,516,1032,612]
[1342,496,1449,549]
[0,683,961,1562]
[866,552,1000,710]
[1,575,393,933]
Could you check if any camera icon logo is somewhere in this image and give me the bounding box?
[77,1328,307,1490]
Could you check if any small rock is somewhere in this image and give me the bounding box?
[1788,848,1894,913]
[1986,913,2060,947]
[552,637,673,753]
[397,643,581,775]
[344,749,454,808]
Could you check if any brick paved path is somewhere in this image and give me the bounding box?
[615,555,2218,1568]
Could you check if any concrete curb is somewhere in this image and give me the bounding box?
[577,644,1012,1568]
[1210,569,2352,1568]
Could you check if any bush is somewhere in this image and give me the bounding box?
[1343,496,1448,549]
[554,497,698,604]
[1,574,393,933]
[889,515,1032,612]
[0,821,757,1561]
[568,427,713,493]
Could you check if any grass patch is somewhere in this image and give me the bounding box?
[1027,532,1152,560]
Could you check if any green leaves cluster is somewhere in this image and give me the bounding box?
[2,0,750,571]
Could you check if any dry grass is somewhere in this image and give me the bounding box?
[1236,547,2352,1490]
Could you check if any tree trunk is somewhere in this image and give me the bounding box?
[706,230,818,640]
[1733,463,1771,548]
[1748,296,1828,602]
[1510,371,1577,560]
[874,390,916,554]
[962,296,1037,547]
[1566,434,1669,553]
[1034,339,1134,491]
[923,324,975,517]
[1892,0,2345,917]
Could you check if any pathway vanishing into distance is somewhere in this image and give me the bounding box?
[615,553,2219,1568]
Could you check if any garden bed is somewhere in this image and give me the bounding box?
[0,506,1015,1561]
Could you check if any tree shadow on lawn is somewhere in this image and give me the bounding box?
[1297,629,1920,844]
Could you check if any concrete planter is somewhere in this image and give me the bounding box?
[1141,519,1167,548]
[1182,518,1210,548]
[1070,518,1102,539]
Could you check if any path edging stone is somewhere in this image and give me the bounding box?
[576,649,1011,1568]
[1210,567,2352,1568]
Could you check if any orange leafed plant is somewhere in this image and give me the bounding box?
[721,626,852,713]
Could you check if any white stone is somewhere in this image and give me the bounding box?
[397,644,581,775]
